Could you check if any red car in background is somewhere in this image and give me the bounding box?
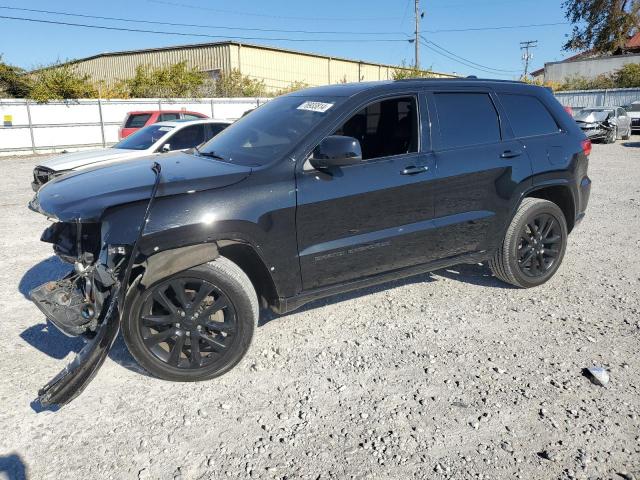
[118,110,208,139]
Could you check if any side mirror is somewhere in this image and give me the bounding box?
[161,143,171,153]
[310,135,362,170]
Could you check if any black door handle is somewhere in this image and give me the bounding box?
[500,150,523,159]
[401,165,429,175]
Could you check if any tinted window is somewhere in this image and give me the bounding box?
[113,124,173,150]
[435,93,500,148]
[125,113,151,128]
[499,94,559,137]
[206,123,228,139]
[332,97,418,160]
[184,113,206,120]
[159,113,180,122]
[164,124,206,150]
[199,95,345,167]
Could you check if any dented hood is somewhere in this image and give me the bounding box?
[30,151,251,221]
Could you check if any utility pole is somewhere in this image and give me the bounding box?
[520,40,538,78]
[414,0,420,69]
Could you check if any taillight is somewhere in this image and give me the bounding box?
[563,105,574,117]
[581,138,592,156]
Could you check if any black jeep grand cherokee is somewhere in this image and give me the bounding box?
[29,79,591,406]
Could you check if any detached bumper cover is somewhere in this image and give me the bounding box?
[35,286,120,407]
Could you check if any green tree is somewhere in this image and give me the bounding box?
[214,69,266,97]
[29,63,96,102]
[563,0,640,53]
[126,61,208,98]
[392,62,436,80]
[613,62,640,86]
[276,80,309,96]
[0,55,31,98]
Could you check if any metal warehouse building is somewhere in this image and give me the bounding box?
[66,41,455,92]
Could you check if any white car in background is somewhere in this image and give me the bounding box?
[31,119,232,190]
[625,101,640,132]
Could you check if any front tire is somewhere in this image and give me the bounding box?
[605,126,617,144]
[489,198,568,288]
[123,256,258,382]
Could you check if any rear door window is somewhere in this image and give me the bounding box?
[163,124,206,150]
[206,123,229,140]
[159,113,180,122]
[434,93,500,149]
[498,94,559,137]
[125,113,152,128]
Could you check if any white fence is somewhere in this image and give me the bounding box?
[0,97,268,156]
[554,88,640,108]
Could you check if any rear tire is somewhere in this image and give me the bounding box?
[123,256,259,382]
[622,127,631,140]
[489,198,568,288]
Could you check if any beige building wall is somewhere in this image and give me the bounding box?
[65,42,456,93]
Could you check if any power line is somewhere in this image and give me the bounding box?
[422,37,521,73]
[146,0,405,22]
[0,5,405,36]
[0,14,411,43]
[425,22,567,34]
[418,41,514,77]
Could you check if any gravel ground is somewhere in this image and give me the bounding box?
[0,141,639,480]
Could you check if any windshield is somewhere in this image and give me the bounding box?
[198,95,344,166]
[113,124,174,150]
[575,109,611,121]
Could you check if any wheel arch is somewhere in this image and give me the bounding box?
[136,240,280,312]
[523,183,576,232]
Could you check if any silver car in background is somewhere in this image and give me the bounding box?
[32,119,232,190]
[574,107,632,144]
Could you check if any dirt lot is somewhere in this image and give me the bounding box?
[0,141,639,480]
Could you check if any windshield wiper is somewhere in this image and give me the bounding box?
[194,146,226,161]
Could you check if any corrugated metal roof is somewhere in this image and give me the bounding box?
[59,40,453,76]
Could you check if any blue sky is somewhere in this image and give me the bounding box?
[0,0,573,78]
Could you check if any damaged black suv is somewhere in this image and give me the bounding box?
[29,79,591,406]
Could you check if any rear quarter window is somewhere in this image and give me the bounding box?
[499,94,559,137]
[434,92,501,149]
[125,114,152,128]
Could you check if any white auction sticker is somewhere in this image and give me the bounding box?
[297,101,334,113]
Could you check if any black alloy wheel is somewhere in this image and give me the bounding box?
[140,278,237,370]
[123,258,259,382]
[517,213,562,278]
[489,198,568,288]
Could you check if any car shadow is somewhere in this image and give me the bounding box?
[621,141,640,147]
[0,453,28,480]
[259,262,511,326]
[19,256,150,378]
[18,255,72,299]
[432,262,514,289]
